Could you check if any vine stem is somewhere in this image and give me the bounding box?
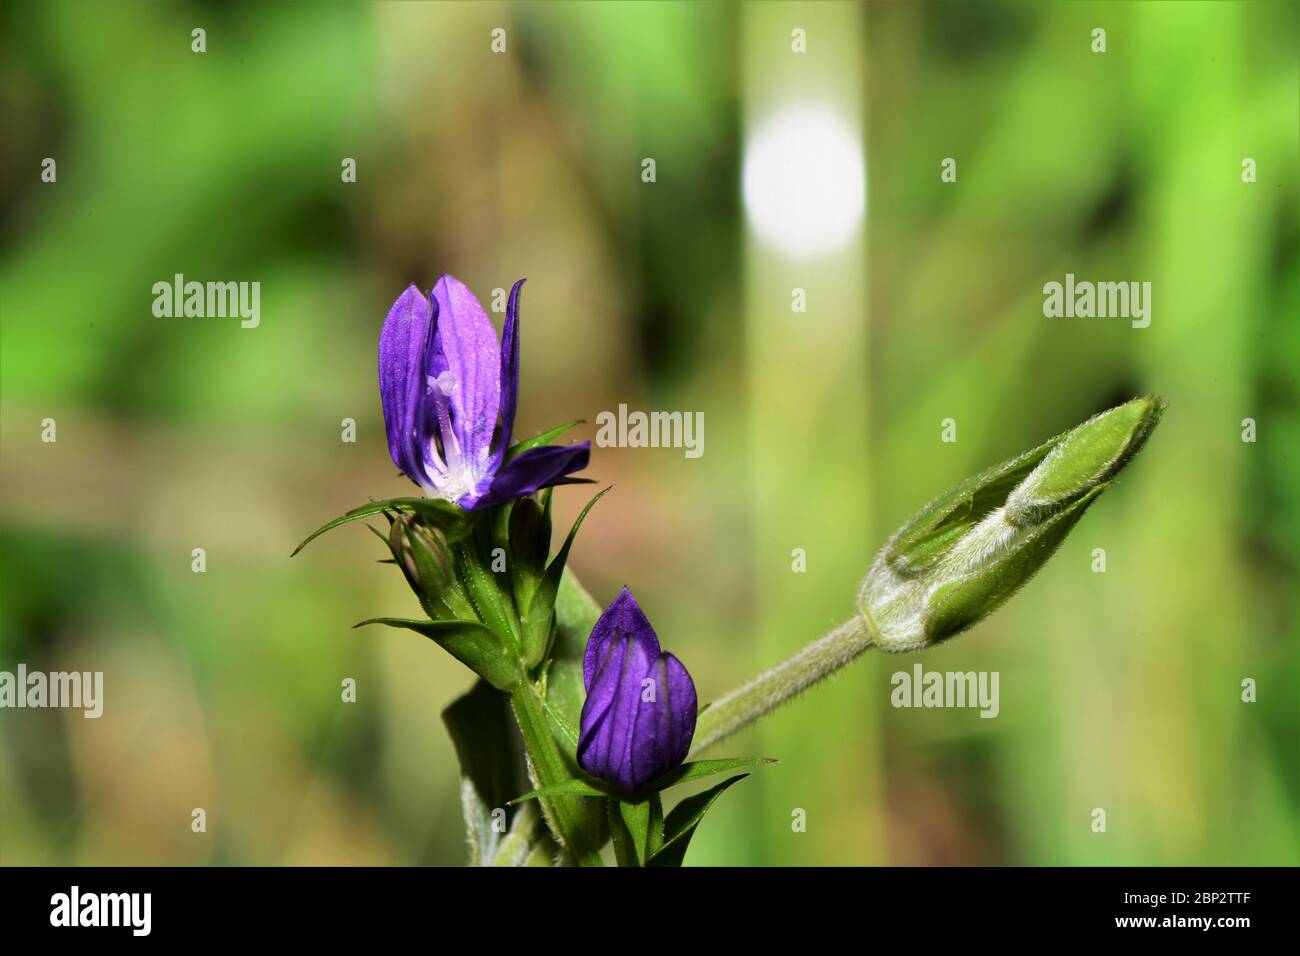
[690,613,877,754]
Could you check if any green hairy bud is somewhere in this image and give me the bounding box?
[859,397,1164,651]
[692,397,1165,753]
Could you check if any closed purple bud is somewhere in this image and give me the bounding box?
[577,587,697,792]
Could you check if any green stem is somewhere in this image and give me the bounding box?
[690,613,876,754]
[509,683,603,866]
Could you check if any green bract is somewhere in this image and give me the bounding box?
[859,397,1164,651]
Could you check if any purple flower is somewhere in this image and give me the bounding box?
[578,588,697,792]
[379,275,589,510]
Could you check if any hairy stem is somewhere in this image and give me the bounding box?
[690,613,876,754]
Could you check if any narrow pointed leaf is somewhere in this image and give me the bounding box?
[488,803,559,867]
[509,776,610,804]
[506,420,584,463]
[522,486,611,668]
[646,774,749,867]
[607,799,639,868]
[292,496,465,556]
[618,798,653,865]
[647,792,665,859]
[545,571,604,746]
[646,756,776,792]
[357,618,520,691]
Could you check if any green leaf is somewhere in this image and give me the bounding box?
[506,758,773,806]
[441,680,526,865]
[489,802,561,867]
[522,487,611,668]
[607,799,639,867]
[618,798,654,865]
[646,774,749,867]
[646,756,776,791]
[545,571,603,748]
[357,618,521,691]
[509,776,610,804]
[647,792,665,859]
[505,420,584,463]
[543,697,580,750]
[520,834,563,867]
[292,496,465,556]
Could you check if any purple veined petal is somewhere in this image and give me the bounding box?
[577,632,628,746]
[378,285,434,486]
[424,313,451,417]
[582,586,661,692]
[576,628,658,792]
[490,277,525,472]
[465,441,591,510]
[430,274,502,468]
[624,652,695,791]
[659,652,698,769]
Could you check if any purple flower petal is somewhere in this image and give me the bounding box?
[491,278,525,471]
[430,274,502,468]
[466,441,590,510]
[378,284,434,487]
[582,586,659,691]
[662,653,698,765]
[626,652,696,790]
[577,628,658,792]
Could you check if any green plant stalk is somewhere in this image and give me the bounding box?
[689,614,875,754]
[508,682,603,866]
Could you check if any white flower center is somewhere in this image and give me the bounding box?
[419,370,489,503]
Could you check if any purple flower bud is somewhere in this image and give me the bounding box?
[378,275,589,510]
[578,588,697,792]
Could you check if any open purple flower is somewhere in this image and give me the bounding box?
[379,274,590,510]
[578,587,697,792]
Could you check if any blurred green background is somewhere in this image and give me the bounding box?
[2,0,1296,866]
